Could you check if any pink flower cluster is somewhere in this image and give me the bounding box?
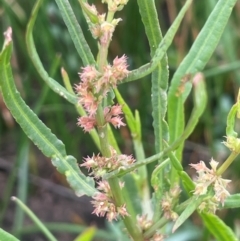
[91,180,129,221]
[161,185,180,221]
[81,147,135,177]
[136,215,165,240]
[76,55,129,132]
[190,158,231,212]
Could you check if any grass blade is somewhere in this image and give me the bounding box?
[11,197,58,241]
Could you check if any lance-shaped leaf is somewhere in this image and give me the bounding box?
[200,212,238,241]
[122,0,193,83]
[168,73,207,153]
[26,0,78,105]
[172,195,206,233]
[167,148,195,194]
[137,0,169,153]
[0,28,96,197]
[168,0,238,161]
[55,0,95,66]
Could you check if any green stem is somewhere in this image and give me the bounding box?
[94,18,143,240]
[143,217,168,239]
[217,152,239,176]
[96,106,143,241]
[133,139,152,216]
[98,46,108,72]
[108,178,143,241]
[106,11,115,22]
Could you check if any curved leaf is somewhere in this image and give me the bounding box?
[169,73,207,153]
[201,212,238,241]
[122,0,192,83]
[0,228,20,241]
[167,0,238,160]
[55,0,96,66]
[28,0,101,151]
[0,29,96,197]
[26,0,78,105]
[225,89,240,137]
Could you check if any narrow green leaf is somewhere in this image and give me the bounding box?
[122,174,142,218]
[26,0,78,105]
[135,110,141,141]
[166,145,195,194]
[0,30,96,197]
[137,0,170,162]
[168,73,207,155]
[178,171,195,194]
[55,0,95,66]
[13,138,29,233]
[0,228,20,241]
[222,194,240,209]
[182,74,207,138]
[201,212,238,241]
[123,0,192,83]
[168,0,237,160]
[114,88,136,134]
[151,158,170,191]
[73,227,96,241]
[172,196,206,233]
[226,90,240,137]
[11,197,57,241]
[114,89,148,216]
[137,0,169,221]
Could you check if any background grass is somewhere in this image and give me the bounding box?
[0,0,240,240]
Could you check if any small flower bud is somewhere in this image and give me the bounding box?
[222,136,240,153]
